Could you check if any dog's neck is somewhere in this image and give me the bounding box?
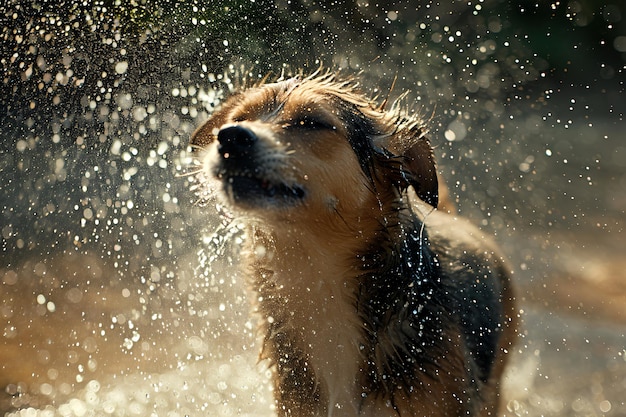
[249,225,366,415]
[245,199,444,416]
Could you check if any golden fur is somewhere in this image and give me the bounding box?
[190,72,517,416]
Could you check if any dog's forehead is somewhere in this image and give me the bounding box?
[262,78,300,96]
[259,78,331,105]
[231,78,341,121]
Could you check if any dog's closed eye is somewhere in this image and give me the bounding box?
[289,116,336,130]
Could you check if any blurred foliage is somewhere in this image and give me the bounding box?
[1,0,624,263]
[508,0,625,83]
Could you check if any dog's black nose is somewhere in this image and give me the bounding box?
[217,125,257,157]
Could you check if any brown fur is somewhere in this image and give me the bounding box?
[190,72,517,416]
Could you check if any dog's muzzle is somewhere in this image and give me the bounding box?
[213,125,306,207]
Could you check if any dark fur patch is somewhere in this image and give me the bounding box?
[356,213,486,415]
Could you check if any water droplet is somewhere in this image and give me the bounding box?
[114,61,128,75]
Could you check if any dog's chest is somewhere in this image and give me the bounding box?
[267,248,367,416]
[304,289,363,415]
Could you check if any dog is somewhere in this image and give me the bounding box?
[190,72,517,416]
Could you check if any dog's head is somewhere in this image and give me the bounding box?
[190,73,438,229]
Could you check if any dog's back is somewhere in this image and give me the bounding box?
[418,200,516,415]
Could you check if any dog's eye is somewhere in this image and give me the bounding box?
[290,116,335,131]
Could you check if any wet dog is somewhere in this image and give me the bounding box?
[190,72,517,416]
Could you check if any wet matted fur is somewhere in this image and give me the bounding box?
[190,72,517,416]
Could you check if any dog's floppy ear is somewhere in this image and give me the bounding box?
[400,137,439,208]
[380,125,438,208]
[368,102,439,207]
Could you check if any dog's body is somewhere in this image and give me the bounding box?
[191,73,516,416]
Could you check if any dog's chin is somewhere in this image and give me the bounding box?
[218,174,306,210]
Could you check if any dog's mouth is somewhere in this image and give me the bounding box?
[207,124,307,208]
[216,169,306,207]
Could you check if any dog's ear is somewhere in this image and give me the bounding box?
[400,137,439,208]
[380,126,438,208]
[367,104,439,207]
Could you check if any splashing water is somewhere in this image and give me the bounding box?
[6,356,272,417]
[2,1,625,416]
[2,215,273,416]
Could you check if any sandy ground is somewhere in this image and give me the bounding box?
[1,224,625,416]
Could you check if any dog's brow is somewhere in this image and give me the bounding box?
[229,89,285,122]
[263,95,287,121]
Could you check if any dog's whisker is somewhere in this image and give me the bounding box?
[175,168,204,178]
[188,143,210,152]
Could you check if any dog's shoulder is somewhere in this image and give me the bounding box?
[412,199,512,383]
[410,195,506,274]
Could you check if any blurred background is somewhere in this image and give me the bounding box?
[1,0,624,415]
